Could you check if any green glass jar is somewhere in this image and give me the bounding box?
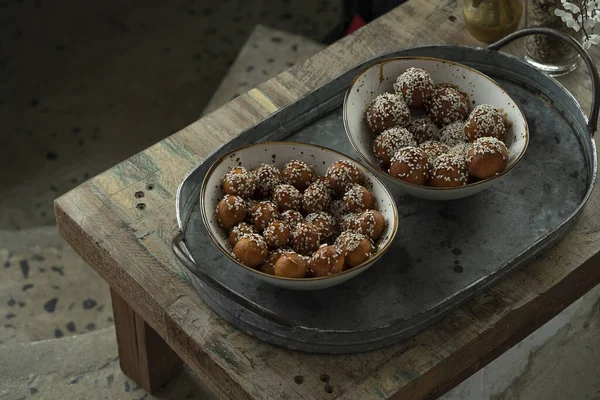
[463,0,523,43]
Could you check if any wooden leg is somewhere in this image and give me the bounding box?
[110,288,183,393]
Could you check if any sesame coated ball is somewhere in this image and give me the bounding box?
[466,136,508,179]
[326,160,364,193]
[344,184,374,212]
[222,167,256,199]
[271,184,302,211]
[356,209,386,241]
[228,222,257,248]
[216,194,247,230]
[335,231,373,268]
[372,127,417,169]
[393,67,435,109]
[290,222,321,255]
[390,146,429,185]
[428,153,468,187]
[282,160,315,191]
[464,104,507,142]
[365,92,411,134]
[274,252,308,278]
[233,233,268,268]
[253,164,281,198]
[426,86,469,127]
[250,200,279,232]
[309,245,345,277]
[263,220,291,249]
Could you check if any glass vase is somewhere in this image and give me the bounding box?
[524,0,580,76]
[463,0,523,43]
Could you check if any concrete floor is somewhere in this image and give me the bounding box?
[2,1,600,399]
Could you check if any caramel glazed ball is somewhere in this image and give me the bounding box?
[274,251,308,278]
[466,136,508,179]
[335,231,373,268]
[372,127,417,169]
[222,167,256,199]
[426,86,469,127]
[393,67,435,109]
[233,233,268,268]
[216,194,247,230]
[282,160,316,191]
[326,160,363,193]
[464,104,507,142]
[365,92,410,135]
[309,245,344,277]
[390,146,429,185]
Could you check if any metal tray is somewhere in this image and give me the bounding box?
[173,29,599,354]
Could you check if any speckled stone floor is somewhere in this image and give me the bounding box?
[0,0,340,230]
[3,2,600,399]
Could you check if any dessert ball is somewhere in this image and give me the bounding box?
[233,233,268,268]
[466,136,509,179]
[340,212,361,231]
[448,142,469,161]
[428,154,468,187]
[258,248,290,275]
[302,179,333,214]
[464,104,507,142]
[290,222,321,255]
[250,200,279,231]
[335,231,373,268]
[419,141,449,163]
[393,67,435,109]
[216,195,247,230]
[282,160,315,191]
[263,220,291,249]
[357,209,386,241]
[364,92,411,135]
[438,121,467,147]
[372,127,417,169]
[309,245,345,277]
[274,251,308,278]
[305,212,336,240]
[280,209,304,228]
[326,160,364,193]
[253,164,281,198]
[344,184,374,212]
[222,167,256,199]
[390,146,429,185]
[426,87,469,127]
[408,115,440,144]
[271,184,302,211]
[436,83,470,106]
[328,199,347,221]
[228,222,257,248]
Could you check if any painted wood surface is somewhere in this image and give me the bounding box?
[55,1,600,399]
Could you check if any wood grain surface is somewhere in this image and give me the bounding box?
[55,1,600,399]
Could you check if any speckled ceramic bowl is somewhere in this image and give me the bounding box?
[344,56,529,200]
[200,142,399,290]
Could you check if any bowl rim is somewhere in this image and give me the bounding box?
[199,141,400,283]
[343,55,530,191]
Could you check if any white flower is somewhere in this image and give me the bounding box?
[583,38,592,48]
[562,1,581,13]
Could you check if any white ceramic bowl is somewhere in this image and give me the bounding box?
[344,56,529,201]
[200,142,399,290]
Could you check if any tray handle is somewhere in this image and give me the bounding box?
[488,27,599,136]
[172,231,297,329]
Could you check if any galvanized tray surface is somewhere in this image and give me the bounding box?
[174,40,597,353]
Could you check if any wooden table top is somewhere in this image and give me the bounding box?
[55,1,600,399]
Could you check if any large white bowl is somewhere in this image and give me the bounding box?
[344,56,529,201]
[200,142,399,290]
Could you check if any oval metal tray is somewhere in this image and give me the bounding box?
[173,29,599,354]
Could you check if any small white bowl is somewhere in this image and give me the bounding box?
[200,142,399,290]
[344,56,529,201]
